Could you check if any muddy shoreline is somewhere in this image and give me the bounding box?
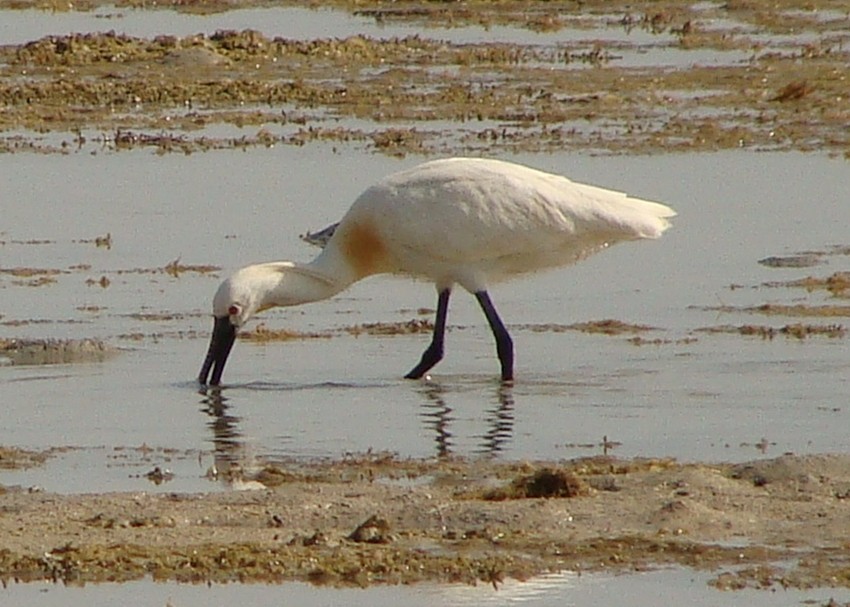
[1,452,850,590]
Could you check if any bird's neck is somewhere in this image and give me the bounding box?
[250,264,339,310]
[253,248,360,311]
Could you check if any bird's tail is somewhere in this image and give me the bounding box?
[570,180,676,240]
[622,197,676,239]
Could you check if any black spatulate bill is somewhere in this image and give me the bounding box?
[198,316,237,386]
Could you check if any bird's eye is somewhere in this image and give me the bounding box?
[228,305,240,316]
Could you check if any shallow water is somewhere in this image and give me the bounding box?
[0,5,660,44]
[2,146,849,494]
[3,568,850,606]
[0,4,753,69]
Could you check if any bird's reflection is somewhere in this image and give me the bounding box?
[199,380,517,473]
[198,387,245,481]
[416,382,515,458]
[476,384,515,457]
[418,383,455,458]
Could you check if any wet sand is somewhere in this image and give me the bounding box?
[2,451,850,589]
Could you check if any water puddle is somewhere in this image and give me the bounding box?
[0,5,670,45]
[2,568,849,606]
[0,6,374,45]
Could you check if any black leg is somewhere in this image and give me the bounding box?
[475,291,514,382]
[405,288,450,379]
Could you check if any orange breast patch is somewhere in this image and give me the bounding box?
[342,221,389,277]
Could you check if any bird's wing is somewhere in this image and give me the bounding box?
[330,158,675,289]
[361,167,668,264]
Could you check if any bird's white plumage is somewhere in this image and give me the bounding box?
[317,157,674,292]
[200,157,675,384]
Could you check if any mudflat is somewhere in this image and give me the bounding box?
[1,0,848,157]
[2,450,850,589]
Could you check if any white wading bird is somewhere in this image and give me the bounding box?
[199,157,675,385]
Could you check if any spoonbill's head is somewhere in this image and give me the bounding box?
[198,271,259,386]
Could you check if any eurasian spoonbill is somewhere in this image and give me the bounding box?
[199,157,675,385]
